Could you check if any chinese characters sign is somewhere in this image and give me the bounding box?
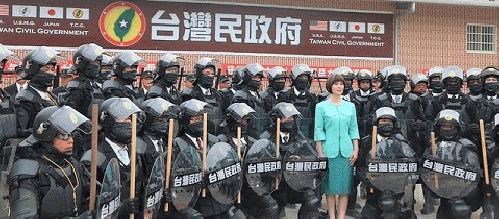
[0,1,393,58]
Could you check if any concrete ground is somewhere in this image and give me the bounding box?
[285,184,482,219]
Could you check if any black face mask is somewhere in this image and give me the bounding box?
[440,127,459,141]
[431,81,444,93]
[344,82,353,94]
[468,83,482,95]
[446,84,461,94]
[378,124,394,137]
[273,81,285,92]
[150,120,169,135]
[110,122,133,143]
[31,71,55,90]
[199,75,214,89]
[484,82,498,95]
[185,122,203,137]
[247,80,261,91]
[390,81,405,94]
[281,121,294,132]
[120,70,137,85]
[163,74,179,87]
[294,79,310,91]
[83,64,100,79]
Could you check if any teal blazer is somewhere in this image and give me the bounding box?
[314,99,360,158]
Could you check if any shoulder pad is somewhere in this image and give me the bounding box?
[80,150,107,167]
[15,89,35,102]
[217,134,228,142]
[136,137,148,154]
[148,85,163,96]
[10,159,39,177]
[259,131,271,139]
[233,90,248,101]
[394,134,407,141]
[407,93,418,101]
[182,87,194,96]
[247,136,258,144]
[102,80,120,90]
[208,133,220,143]
[175,136,190,151]
[459,138,474,146]
[378,93,388,101]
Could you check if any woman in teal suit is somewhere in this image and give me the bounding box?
[315,74,360,219]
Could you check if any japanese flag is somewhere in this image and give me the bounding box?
[348,22,365,33]
[39,6,63,19]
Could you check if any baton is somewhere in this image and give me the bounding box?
[89,104,98,212]
[130,113,137,219]
[480,120,490,185]
[431,132,439,190]
[275,118,281,190]
[237,127,242,204]
[202,113,208,197]
[164,118,174,212]
[370,126,377,194]
[177,67,184,90]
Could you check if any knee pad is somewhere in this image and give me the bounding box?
[451,199,471,218]
[378,191,397,213]
[302,189,320,209]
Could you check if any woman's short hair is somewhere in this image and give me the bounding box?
[326,74,345,93]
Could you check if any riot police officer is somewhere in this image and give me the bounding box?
[182,57,226,135]
[410,74,429,97]
[278,64,318,140]
[428,66,445,96]
[63,43,106,117]
[8,106,91,218]
[482,67,499,102]
[146,53,184,105]
[80,98,146,218]
[233,63,267,138]
[218,102,257,157]
[102,51,145,106]
[261,102,321,219]
[465,68,483,101]
[421,109,482,219]
[260,66,288,113]
[15,46,61,137]
[98,54,113,84]
[0,44,18,144]
[359,107,418,219]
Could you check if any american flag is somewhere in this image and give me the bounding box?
[310,20,327,31]
[0,5,8,16]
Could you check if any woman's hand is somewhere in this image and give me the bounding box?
[350,149,358,165]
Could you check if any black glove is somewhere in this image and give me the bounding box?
[162,188,172,204]
[414,121,427,132]
[125,197,140,215]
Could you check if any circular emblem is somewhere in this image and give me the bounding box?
[45,51,55,58]
[19,7,31,16]
[162,103,168,111]
[300,66,307,70]
[383,109,390,115]
[99,1,146,47]
[242,108,249,115]
[123,101,132,109]
[285,105,293,111]
[197,103,203,110]
[70,113,78,124]
[72,9,85,19]
[450,71,456,77]
[342,70,349,75]
[393,68,399,74]
[171,57,178,62]
[444,114,453,121]
[361,73,366,77]
[95,48,104,56]
[472,71,480,76]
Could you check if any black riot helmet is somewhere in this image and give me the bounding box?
[194,57,219,89]
[241,63,264,91]
[111,51,144,85]
[156,53,184,84]
[232,67,244,88]
[466,68,482,95]
[267,66,288,92]
[333,66,354,94]
[482,66,499,80]
[72,43,105,79]
[20,46,61,80]
[0,44,19,83]
[179,99,211,137]
[410,74,428,94]
[434,109,462,141]
[141,98,181,136]
[291,64,312,91]
[356,69,372,91]
[225,103,256,134]
[482,67,499,95]
[386,65,407,94]
[442,66,464,94]
[269,102,303,133]
[99,98,144,143]
[33,106,90,142]
[375,107,397,137]
[428,66,444,92]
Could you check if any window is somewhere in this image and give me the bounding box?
[466,24,496,54]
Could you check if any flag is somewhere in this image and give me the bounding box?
[12,5,37,17]
[348,22,366,33]
[66,8,89,20]
[39,6,63,19]
[0,5,9,16]
[310,20,327,31]
[330,21,346,32]
[367,23,385,34]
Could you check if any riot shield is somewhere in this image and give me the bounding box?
[171,146,202,212]
[244,139,281,195]
[490,160,499,194]
[420,142,482,199]
[365,138,419,194]
[206,142,243,204]
[0,138,23,218]
[282,139,327,192]
[97,158,121,219]
[143,156,165,219]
